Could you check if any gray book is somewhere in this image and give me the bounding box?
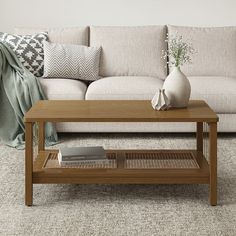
[58,146,106,162]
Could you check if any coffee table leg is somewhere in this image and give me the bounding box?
[25,122,33,206]
[209,122,217,206]
[38,122,45,151]
[196,122,203,153]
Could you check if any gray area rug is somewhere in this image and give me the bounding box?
[0,133,236,236]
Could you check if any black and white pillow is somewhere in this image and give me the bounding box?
[0,32,48,77]
[43,41,101,81]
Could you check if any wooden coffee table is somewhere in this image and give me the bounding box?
[24,100,218,206]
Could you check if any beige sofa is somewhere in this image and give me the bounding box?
[15,25,236,132]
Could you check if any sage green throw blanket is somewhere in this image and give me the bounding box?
[0,42,58,149]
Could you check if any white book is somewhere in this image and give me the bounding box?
[58,146,107,165]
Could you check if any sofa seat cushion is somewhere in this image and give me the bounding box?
[39,78,87,100]
[189,76,236,113]
[85,76,163,100]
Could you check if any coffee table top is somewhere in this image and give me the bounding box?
[24,100,218,123]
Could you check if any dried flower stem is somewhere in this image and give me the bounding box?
[162,34,195,68]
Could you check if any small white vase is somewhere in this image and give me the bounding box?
[151,89,171,111]
[163,66,191,108]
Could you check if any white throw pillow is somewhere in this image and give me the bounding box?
[43,41,101,81]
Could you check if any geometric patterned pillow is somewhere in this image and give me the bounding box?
[0,32,48,77]
[43,41,101,81]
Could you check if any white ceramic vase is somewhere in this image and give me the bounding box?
[163,66,191,108]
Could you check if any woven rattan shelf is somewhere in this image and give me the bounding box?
[40,150,200,170]
[33,149,209,186]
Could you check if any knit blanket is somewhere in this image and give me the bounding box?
[0,42,57,149]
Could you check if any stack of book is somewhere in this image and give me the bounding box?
[58,146,107,167]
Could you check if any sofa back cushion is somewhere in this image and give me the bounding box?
[14,27,89,45]
[90,26,167,79]
[168,25,236,77]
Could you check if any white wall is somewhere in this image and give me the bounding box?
[1,0,236,33]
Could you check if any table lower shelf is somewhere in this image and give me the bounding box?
[33,149,210,184]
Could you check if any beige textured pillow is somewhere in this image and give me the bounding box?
[14,27,89,45]
[43,41,101,81]
[90,26,167,80]
[168,25,236,77]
